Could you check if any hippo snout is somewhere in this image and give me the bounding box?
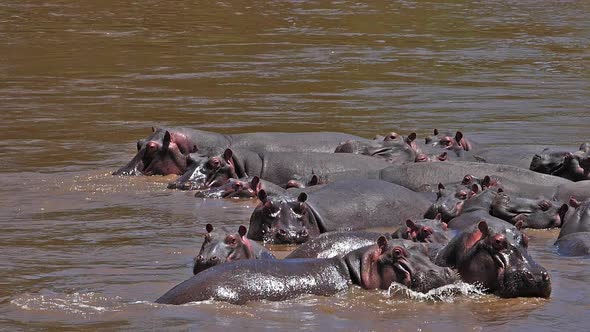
[275,228,310,244]
[193,255,223,274]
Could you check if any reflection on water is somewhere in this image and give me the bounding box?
[1,0,589,330]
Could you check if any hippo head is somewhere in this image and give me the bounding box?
[424,183,470,222]
[195,176,262,199]
[490,193,568,229]
[248,190,321,244]
[415,152,448,163]
[461,174,501,192]
[346,237,458,293]
[168,148,238,190]
[285,174,322,189]
[529,149,568,174]
[551,152,590,181]
[456,221,551,298]
[193,224,257,274]
[392,217,450,244]
[430,130,472,153]
[113,129,196,176]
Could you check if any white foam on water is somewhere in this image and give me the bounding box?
[11,292,123,317]
[387,281,487,303]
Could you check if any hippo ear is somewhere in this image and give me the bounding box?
[497,188,504,193]
[309,174,319,186]
[206,223,214,233]
[251,176,261,192]
[569,196,581,208]
[477,221,490,237]
[558,204,569,219]
[223,148,233,163]
[238,225,247,237]
[406,132,417,144]
[151,126,158,132]
[433,129,439,136]
[438,183,445,191]
[438,152,448,161]
[471,184,480,194]
[482,176,491,188]
[405,219,416,229]
[455,131,463,143]
[434,213,442,221]
[257,189,268,203]
[377,236,388,253]
[163,131,171,149]
[297,192,308,203]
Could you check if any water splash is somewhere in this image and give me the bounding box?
[11,292,123,317]
[387,281,487,303]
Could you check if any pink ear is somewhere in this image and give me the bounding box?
[405,219,416,229]
[206,223,214,233]
[163,131,171,148]
[251,176,262,192]
[223,148,233,162]
[377,236,388,253]
[477,221,490,236]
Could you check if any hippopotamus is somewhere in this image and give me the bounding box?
[168,148,391,190]
[115,127,371,176]
[334,132,418,164]
[554,198,590,255]
[423,183,475,222]
[530,144,590,181]
[551,152,590,181]
[248,179,432,244]
[192,224,275,274]
[434,221,551,298]
[193,176,287,199]
[286,217,451,260]
[489,192,568,229]
[424,129,474,152]
[155,236,459,305]
[553,180,590,202]
[378,161,570,198]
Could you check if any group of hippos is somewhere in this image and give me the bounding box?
[113,127,590,305]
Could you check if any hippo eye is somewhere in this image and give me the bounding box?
[462,175,473,185]
[493,236,508,251]
[457,191,468,199]
[393,247,406,257]
[225,236,237,246]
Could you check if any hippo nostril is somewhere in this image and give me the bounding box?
[524,271,534,281]
[210,256,219,262]
[196,255,204,262]
[299,229,309,238]
[542,271,550,282]
[278,229,287,236]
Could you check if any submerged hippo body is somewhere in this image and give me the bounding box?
[155,237,459,305]
[193,224,274,275]
[248,179,432,244]
[378,161,570,198]
[169,148,390,190]
[115,127,370,176]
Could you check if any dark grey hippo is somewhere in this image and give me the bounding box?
[168,148,390,190]
[434,221,551,298]
[530,144,590,181]
[489,192,568,229]
[553,180,590,202]
[115,127,371,176]
[248,179,432,244]
[378,161,570,198]
[155,236,459,305]
[193,224,274,275]
[555,198,590,256]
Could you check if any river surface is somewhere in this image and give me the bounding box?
[1,1,589,331]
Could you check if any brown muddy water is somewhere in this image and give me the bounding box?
[1,1,589,331]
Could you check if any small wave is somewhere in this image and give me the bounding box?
[11,292,123,317]
[387,282,487,302]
